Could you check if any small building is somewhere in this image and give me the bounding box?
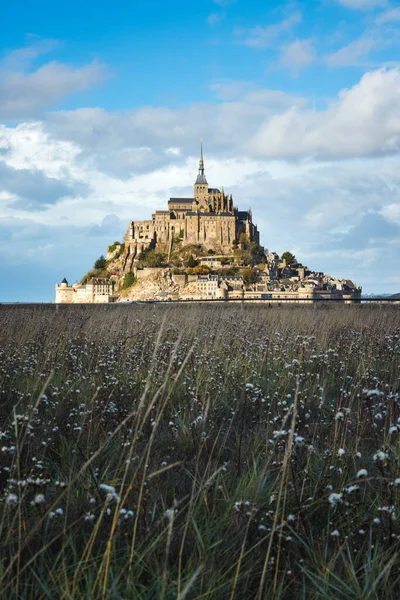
[55,277,115,304]
[199,256,222,268]
[197,274,219,297]
[55,278,74,304]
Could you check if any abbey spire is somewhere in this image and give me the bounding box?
[195,139,208,185]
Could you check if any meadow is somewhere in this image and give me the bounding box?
[0,303,399,599]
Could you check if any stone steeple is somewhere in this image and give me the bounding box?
[194,139,209,208]
[195,139,208,185]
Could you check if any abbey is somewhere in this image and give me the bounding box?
[56,142,362,304]
[124,143,259,260]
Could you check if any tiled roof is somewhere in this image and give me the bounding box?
[168,198,194,203]
[195,173,208,184]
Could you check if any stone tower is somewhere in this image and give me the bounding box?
[194,140,209,210]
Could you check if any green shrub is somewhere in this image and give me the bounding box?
[108,242,119,253]
[123,272,136,289]
[185,254,198,268]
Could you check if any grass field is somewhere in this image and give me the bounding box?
[0,304,399,599]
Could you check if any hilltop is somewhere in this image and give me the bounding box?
[56,144,361,304]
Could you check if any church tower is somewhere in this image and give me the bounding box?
[194,140,209,210]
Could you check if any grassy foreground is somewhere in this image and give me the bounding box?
[0,303,399,599]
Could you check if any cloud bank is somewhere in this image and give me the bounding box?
[1,59,399,297]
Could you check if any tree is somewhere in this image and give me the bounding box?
[249,242,264,257]
[234,248,252,266]
[281,251,298,267]
[94,255,107,270]
[238,233,249,247]
[185,254,198,268]
[243,268,258,287]
[137,248,149,262]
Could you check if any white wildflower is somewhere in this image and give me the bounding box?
[331,530,340,537]
[344,485,359,494]
[99,483,120,503]
[328,493,343,507]
[84,514,95,521]
[32,494,45,505]
[5,493,18,506]
[294,435,305,445]
[335,411,344,421]
[337,448,345,457]
[357,469,368,478]
[273,430,288,438]
[373,451,388,462]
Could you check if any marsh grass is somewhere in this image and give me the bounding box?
[0,303,399,599]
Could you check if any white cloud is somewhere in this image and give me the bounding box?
[208,12,225,25]
[0,40,110,120]
[235,12,302,49]
[0,60,110,120]
[1,68,400,293]
[247,68,400,159]
[380,202,400,223]
[326,37,379,67]
[335,0,387,10]
[276,39,315,73]
[1,37,59,70]
[376,7,400,23]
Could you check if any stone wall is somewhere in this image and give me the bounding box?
[172,274,188,288]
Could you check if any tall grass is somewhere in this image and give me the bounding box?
[0,303,399,599]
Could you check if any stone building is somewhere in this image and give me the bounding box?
[124,143,259,266]
[55,277,115,304]
[55,278,74,303]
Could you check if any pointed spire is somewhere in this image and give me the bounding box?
[195,138,208,185]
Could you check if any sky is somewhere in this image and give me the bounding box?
[1,0,400,301]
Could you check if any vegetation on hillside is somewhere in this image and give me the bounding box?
[94,254,107,270]
[281,251,298,267]
[0,305,399,598]
[122,272,136,289]
[137,248,167,268]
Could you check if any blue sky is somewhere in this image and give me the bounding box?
[1,0,400,300]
